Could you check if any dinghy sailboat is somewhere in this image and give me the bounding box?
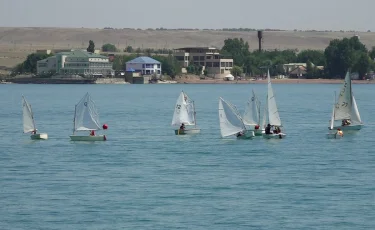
[243,89,263,136]
[328,71,363,131]
[22,96,48,140]
[70,93,107,141]
[262,70,286,139]
[219,97,254,139]
[172,91,200,135]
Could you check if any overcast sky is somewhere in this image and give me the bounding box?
[0,0,373,31]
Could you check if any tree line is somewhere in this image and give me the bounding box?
[222,37,375,78]
[12,37,375,79]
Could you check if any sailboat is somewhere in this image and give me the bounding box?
[243,89,263,136]
[262,70,286,139]
[219,97,254,139]
[172,91,201,135]
[70,93,107,141]
[328,71,363,131]
[22,96,48,140]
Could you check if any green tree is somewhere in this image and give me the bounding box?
[369,46,375,60]
[324,36,368,78]
[231,65,243,76]
[87,40,95,53]
[13,52,53,75]
[102,43,117,52]
[222,38,250,67]
[125,46,134,53]
[352,52,371,79]
[152,54,181,78]
[297,50,325,66]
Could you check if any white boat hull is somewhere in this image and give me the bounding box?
[70,135,107,141]
[326,133,343,139]
[174,128,201,135]
[30,133,48,140]
[238,131,255,139]
[329,124,363,131]
[262,132,286,139]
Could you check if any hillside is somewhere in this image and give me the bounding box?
[1,27,375,70]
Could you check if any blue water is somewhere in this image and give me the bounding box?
[0,83,374,229]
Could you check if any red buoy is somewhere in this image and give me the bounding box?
[102,124,108,130]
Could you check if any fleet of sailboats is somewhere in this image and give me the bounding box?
[20,70,364,141]
[22,96,48,140]
[172,91,201,135]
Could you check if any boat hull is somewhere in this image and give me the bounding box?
[245,126,263,136]
[329,124,363,131]
[237,131,255,139]
[70,135,106,141]
[262,132,286,139]
[174,128,201,135]
[30,133,48,140]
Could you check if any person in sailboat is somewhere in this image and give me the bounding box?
[273,126,281,134]
[236,131,244,137]
[265,124,272,135]
[336,128,343,137]
[32,129,37,135]
[179,123,185,131]
[341,119,351,126]
[90,130,95,136]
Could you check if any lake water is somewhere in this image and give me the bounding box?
[0,83,374,229]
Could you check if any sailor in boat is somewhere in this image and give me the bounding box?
[90,130,96,136]
[254,124,260,130]
[265,124,272,135]
[32,129,37,135]
[236,131,244,137]
[341,119,351,126]
[336,128,343,137]
[273,126,281,134]
[179,123,185,131]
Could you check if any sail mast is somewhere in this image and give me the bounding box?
[73,105,76,135]
[192,100,197,127]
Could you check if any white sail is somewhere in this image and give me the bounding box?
[334,72,352,120]
[219,97,246,137]
[329,93,335,130]
[22,96,36,133]
[73,93,101,132]
[243,90,260,126]
[171,91,196,126]
[350,94,362,124]
[267,70,282,126]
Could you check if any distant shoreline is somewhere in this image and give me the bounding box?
[176,79,375,84]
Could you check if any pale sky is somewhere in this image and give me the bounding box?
[0,0,373,31]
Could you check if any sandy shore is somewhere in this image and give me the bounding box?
[175,78,375,84]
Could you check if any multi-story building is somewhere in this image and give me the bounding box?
[37,50,114,77]
[173,47,234,78]
[125,56,161,76]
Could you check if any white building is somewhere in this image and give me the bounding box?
[173,47,234,78]
[126,56,161,76]
[37,49,114,77]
